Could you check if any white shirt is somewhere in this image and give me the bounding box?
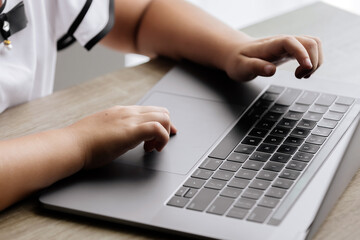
[0,0,113,113]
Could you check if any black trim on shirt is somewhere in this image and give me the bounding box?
[0,0,7,14]
[84,0,114,50]
[57,0,93,51]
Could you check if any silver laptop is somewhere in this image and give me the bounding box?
[40,62,360,240]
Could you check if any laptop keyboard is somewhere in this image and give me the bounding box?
[167,85,357,225]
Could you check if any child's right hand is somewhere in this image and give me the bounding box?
[223,35,323,81]
[67,105,177,169]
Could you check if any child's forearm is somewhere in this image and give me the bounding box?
[136,0,251,71]
[0,128,85,211]
[102,0,250,71]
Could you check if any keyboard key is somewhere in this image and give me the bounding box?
[256,170,278,181]
[220,161,241,172]
[277,145,297,155]
[258,197,280,209]
[296,91,319,105]
[209,116,254,159]
[324,111,343,121]
[234,144,256,154]
[234,198,256,209]
[270,153,291,163]
[207,196,234,215]
[293,152,313,162]
[242,188,264,200]
[227,152,249,163]
[286,160,307,171]
[263,162,285,172]
[284,136,304,146]
[271,127,290,138]
[221,187,242,198]
[167,196,190,208]
[335,96,354,106]
[249,179,271,190]
[256,144,277,153]
[264,135,284,145]
[191,169,213,180]
[297,119,316,129]
[278,119,298,128]
[291,128,311,138]
[316,93,336,106]
[272,178,294,189]
[279,169,300,180]
[299,143,320,154]
[264,112,283,121]
[242,160,265,171]
[318,119,338,129]
[187,188,219,212]
[261,92,279,102]
[276,88,302,106]
[228,178,250,189]
[184,188,198,198]
[265,187,287,199]
[200,158,222,171]
[250,151,272,161]
[249,128,269,138]
[267,85,285,94]
[330,104,349,113]
[242,136,262,146]
[212,170,234,181]
[270,104,288,114]
[184,178,206,189]
[309,104,328,114]
[227,207,248,220]
[236,169,257,180]
[303,112,323,122]
[312,127,332,137]
[247,207,272,223]
[175,187,189,197]
[205,179,227,190]
[256,119,276,130]
[306,135,326,145]
[289,104,309,113]
[283,111,303,121]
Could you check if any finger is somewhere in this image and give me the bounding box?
[139,122,170,152]
[231,56,276,81]
[244,36,313,70]
[137,112,172,134]
[170,123,177,135]
[137,106,170,115]
[296,36,319,70]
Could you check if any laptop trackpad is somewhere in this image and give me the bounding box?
[116,92,244,175]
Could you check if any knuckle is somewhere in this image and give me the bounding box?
[282,35,296,44]
[304,39,317,50]
[150,121,163,134]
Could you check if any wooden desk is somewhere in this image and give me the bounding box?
[2,2,360,240]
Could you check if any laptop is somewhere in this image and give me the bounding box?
[39,61,360,240]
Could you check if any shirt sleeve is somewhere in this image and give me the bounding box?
[55,0,114,51]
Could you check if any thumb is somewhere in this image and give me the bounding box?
[230,57,276,81]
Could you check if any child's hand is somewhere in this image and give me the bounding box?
[224,35,323,81]
[67,105,177,169]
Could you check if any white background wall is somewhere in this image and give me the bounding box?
[54,0,360,91]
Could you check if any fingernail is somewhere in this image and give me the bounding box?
[264,65,274,75]
[304,58,313,69]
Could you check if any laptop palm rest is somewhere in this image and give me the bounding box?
[116,91,244,175]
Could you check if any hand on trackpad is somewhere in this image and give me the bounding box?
[116,92,243,175]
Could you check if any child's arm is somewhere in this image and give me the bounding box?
[102,0,322,80]
[0,106,176,210]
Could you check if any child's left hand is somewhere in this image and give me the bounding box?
[224,35,323,81]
